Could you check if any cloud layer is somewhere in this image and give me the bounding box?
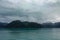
[0,0,60,23]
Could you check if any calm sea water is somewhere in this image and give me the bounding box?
[0,28,60,40]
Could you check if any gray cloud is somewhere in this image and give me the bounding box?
[0,0,60,23]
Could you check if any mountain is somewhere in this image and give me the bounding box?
[6,20,42,28]
[1,20,60,28]
[0,22,7,28]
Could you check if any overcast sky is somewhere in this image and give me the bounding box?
[0,0,60,23]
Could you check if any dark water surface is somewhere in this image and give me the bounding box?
[0,28,60,40]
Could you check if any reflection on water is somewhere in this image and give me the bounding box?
[0,28,60,40]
